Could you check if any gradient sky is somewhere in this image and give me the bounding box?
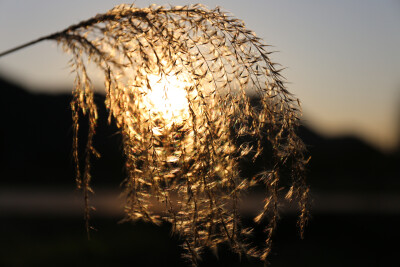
[0,0,399,152]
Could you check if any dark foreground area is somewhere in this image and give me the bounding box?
[1,212,398,267]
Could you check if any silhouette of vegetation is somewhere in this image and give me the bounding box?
[0,4,309,265]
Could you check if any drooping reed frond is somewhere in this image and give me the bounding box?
[0,3,309,265]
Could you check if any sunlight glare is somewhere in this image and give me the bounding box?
[144,73,191,125]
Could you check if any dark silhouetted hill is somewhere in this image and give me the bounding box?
[298,126,399,192]
[1,76,398,192]
[0,76,124,187]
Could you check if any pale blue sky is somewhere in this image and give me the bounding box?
[0,0,399,151]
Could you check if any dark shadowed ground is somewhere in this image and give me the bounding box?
[1,75,399,266]
[2,213,399,267]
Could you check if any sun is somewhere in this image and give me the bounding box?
[144,73,192,125]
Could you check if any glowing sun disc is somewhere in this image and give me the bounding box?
[144,73,191,124]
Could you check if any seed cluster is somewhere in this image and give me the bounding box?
[53,4,309,265]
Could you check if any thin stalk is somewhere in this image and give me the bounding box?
[0,33,60,58]
[0,10,149,58]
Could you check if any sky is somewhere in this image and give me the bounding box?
[0,0,399,152]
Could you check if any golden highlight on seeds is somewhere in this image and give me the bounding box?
[0,4,310,265]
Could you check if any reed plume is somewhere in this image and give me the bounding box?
[0,4,309,265]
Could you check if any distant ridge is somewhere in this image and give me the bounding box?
[0,75,124,186]
[0,75,398,192]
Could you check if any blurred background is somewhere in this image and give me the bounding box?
[0,0,399,266]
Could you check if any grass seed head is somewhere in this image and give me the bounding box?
[21,3,310,265]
